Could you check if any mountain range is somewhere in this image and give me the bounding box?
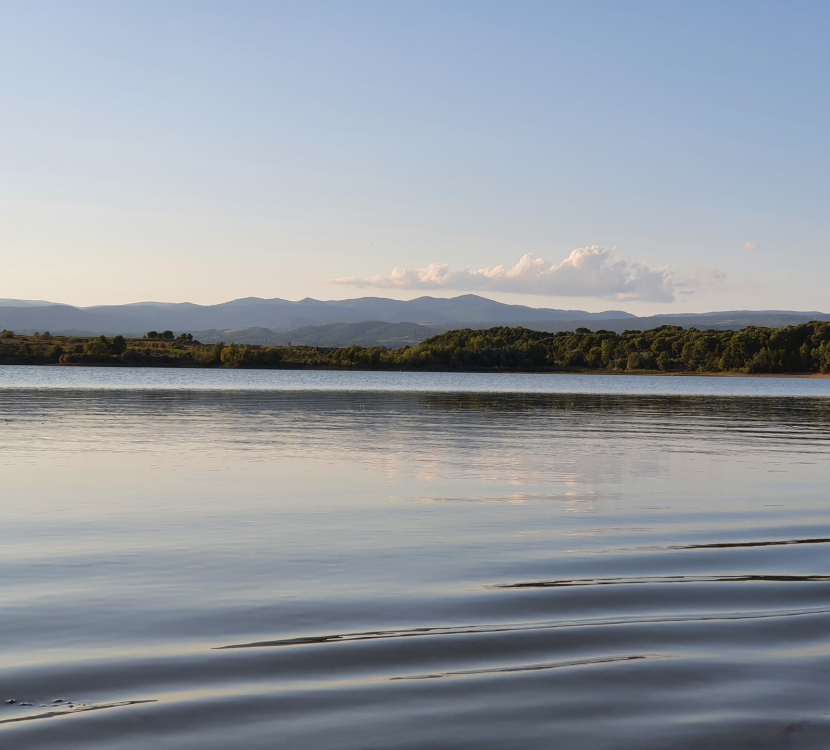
[1,295,828,348]
[0,295,632,333]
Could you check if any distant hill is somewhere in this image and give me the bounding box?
[506,311,830,335]
[0,298,56,307]
[193,321,439,348]
[0,294,828,344]
[194,312,830,348]
[0,294,632,336]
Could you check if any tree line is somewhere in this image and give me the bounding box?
[2,322,830,373]
[401,323,830,373]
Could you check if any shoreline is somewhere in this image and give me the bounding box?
[4,323,829,377]
[1,362,828,379]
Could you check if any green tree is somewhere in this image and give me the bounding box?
[657,351,672,371]
[220,342,241,366]
[84,339,111,359]
[212,342,225,364]
[627,352,644,370]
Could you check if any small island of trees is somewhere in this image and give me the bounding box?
[2,322,830,374]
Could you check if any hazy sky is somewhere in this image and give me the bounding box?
[2,0,828,313]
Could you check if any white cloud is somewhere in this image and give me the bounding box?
[333,247,682,302]
[743,242,758,251]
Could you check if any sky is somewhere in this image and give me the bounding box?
[1,0,828,314]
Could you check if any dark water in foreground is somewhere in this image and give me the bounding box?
[1,368,830,748]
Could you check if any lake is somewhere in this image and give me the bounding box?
[1,366,830,749]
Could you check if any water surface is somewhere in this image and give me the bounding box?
[1,367,829,748]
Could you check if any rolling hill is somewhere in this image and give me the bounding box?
[1,295,828,346]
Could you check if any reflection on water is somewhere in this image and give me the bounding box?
[1,370,829,749]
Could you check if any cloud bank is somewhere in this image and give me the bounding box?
[333,247,682,302]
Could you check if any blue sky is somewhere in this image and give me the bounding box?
[1,0,828,313]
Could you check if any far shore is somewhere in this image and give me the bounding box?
[3,323,829,376]
[656,371,830,379]
[1,361,829,379]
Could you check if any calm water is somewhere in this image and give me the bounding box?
[1,366,830,749]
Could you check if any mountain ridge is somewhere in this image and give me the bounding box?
[1,294,828,343]
[0,294,635,334]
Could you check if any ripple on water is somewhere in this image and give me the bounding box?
[0,378,829,748]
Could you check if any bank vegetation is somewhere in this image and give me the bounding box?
[2,322,830,374]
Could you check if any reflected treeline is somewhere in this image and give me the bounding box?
[3,390,830,457]
[5,387,830,418]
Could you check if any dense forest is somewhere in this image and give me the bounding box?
[2,322,830,374]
